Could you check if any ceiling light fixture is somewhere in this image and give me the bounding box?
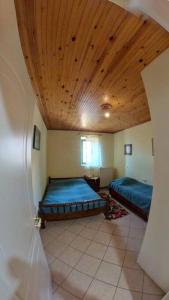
[104,112,110,118]
[100,103,112,118]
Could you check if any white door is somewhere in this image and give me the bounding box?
[0,1,52,299]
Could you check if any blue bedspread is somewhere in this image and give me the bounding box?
[40,178,106,214]
[110,177,153,213]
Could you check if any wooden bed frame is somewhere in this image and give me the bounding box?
[39,177,108,228]
[109,187,148,222]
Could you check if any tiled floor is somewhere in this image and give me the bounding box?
[40,204,164,300]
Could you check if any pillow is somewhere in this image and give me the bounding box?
[114,177,137,186]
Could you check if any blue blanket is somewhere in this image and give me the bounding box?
[110,177,153,213]
[40,178,106,214]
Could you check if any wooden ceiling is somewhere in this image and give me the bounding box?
[15,0,169,133]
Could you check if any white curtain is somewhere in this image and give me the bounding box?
[82,135,102,169]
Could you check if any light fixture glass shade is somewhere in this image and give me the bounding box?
[100,102,112,118]
[104,112,110,118]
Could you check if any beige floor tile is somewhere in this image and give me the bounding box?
[74,217,92,226]
[86,241,107,259]
[94,231,112,245]
[130,215,146,229]
[44,221,56,228]
[56,231,76,245]
[142,294,163,300]
[118,268,144,292]
[113,225,130,237]
[88,214,103,222]
[53,288,79,300]
[103,246,125,266]
[52,280,58,294]
[129,227,145,240]
[85,215,101,221]
[43,213,148,300]
[112,215,131,227]
[54,220,75,228]
[59,246,82,267]
[123,251,141,270]
[95,261,121,286]
[103,218,114,223]
[70,236,91,252]
[45,250,56,265]
[96,213,106,220]
[99,222,116,234]
[62,269,92,298]
[41,238,53,249]
[50,259,72,284]
[109,235,128,250]
[67,224,85,234]
[75,254,101,276]
[80,228,97,240]
[84,279,116,300]
[86,221,102,230]
[40,231,54,246]
[46,226,65,238]
[143,274,164,296]
[46,240,68,258]
[114,288,142,300]
[127,238,142,252]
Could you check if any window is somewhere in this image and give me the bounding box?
[81,135,102,167]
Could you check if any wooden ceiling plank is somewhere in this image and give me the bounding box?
[14,0,50,126]
[14,0,169,132]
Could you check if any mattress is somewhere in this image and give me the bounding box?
[39,178,106,214]
[109,177,153,213]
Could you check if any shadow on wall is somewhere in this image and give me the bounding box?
[9,256,105,300]
[8,257,27,300]
[8,257,51,300]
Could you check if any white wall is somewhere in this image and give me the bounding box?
[109,1,169,33]
[32,104,47,210]
[129,1,169,33]
[113,122,153,184]
[47,130,114,178]
[113,131,125,178]
[0,1,51,299]
[138,49,169,292]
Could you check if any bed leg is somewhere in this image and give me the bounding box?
[41,217,46,229]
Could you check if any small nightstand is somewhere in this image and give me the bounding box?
[84,176,100,192]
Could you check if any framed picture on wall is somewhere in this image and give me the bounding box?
[33,125,41,150]
[124,144,132,155]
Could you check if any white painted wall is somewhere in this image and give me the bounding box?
[113,122,153,184]
[0,1,51,299]
[128,0,169,33]
[113,131,125,178]
[109,1,169,33]
[32,104,47,210]
[47,130,114,178]
[138,49,169,292]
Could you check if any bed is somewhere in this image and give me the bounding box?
[109,177,153,221]
[39,177,107,228]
